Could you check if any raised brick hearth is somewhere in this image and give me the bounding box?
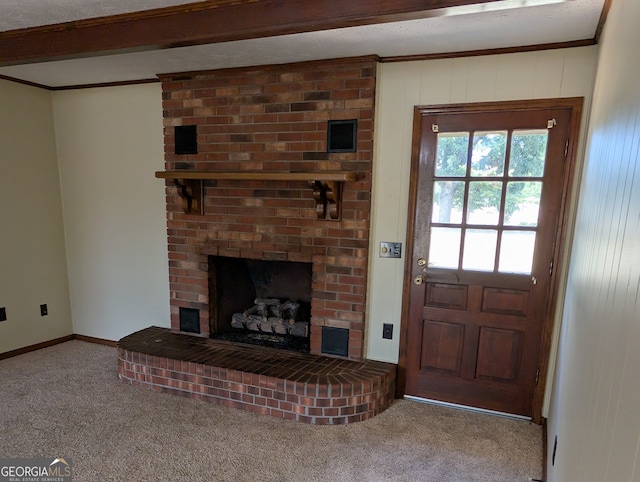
[118,327,396,424]
[159,57,376,360]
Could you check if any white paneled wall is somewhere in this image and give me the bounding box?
[548,0,640,479]
[365,48,597,392]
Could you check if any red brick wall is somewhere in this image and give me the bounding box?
[160,57,376,360]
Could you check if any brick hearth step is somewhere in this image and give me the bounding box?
[117,327,397,425]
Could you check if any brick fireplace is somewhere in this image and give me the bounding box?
[117,56,397,424]
[159,56,376,360]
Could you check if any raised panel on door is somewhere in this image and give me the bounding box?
[420,320,465,376]
[482,287,529,316]
[426,283,468,310]
[475,327,524,383]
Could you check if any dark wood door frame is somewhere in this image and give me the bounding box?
[396,97,583,424]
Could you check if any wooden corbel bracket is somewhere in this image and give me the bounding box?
[174,178,203,215]
[309,180,343,220]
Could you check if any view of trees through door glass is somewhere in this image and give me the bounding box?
[429,129,548,274]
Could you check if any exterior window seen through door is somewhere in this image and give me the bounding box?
[428,129,548,274]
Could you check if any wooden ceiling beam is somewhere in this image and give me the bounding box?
[0,0,507,66]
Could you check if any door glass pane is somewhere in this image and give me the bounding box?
[509,129,548,177]
[471,131,507,177]
[504,181,542,226]
[499,231,536,274]
[462,229,497,271]
[467,181,502,225]
[436,132,469,177]
[433,181,465,223]
[429,227,461,269]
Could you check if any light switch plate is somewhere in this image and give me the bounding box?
[379,242,402,258]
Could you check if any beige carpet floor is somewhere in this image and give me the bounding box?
[0,340,543,481]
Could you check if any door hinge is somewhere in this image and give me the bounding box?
[536,368,540,385]
[549,259,554,277]
[565,139,569,158]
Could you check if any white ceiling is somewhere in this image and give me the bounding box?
[0,0,605,88]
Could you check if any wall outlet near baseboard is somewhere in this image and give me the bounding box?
[382,323,393,340]
[40,304,48,316]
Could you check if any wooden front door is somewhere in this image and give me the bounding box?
[402,100,580,418]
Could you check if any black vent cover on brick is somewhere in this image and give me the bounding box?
[327,119,357,153]
[321,326,349,357]
[174,125,198,155]
[179,307,200,334]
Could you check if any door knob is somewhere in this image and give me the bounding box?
[414,275,425,285]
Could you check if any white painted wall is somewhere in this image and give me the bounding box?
[547,0,640,479]
[0,80,73,352]
[365,47,597,367]
[53,84,170,341]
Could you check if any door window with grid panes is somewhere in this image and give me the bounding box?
[428,129,548,274]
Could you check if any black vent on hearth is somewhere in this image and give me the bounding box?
[174,125,198,155]
[179,307,200,333]
[321,327,349,357]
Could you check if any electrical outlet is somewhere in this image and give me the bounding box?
[40,304,48,316]
[0,307,6,322]
[382,323,393,340]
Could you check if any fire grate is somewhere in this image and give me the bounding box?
[211,329,310,353]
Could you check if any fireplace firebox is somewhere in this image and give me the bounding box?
[209,256,312,352]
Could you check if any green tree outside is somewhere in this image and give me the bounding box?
[434,130,547,225]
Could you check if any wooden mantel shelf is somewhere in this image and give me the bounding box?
[155,170,360,182]
[155,170,362,219]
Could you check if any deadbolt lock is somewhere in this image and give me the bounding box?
[414,275,425,285]
[417,258,427,266]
